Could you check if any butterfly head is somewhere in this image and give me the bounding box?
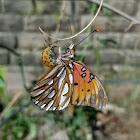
[68,43,75,52]
[66,43,75,56]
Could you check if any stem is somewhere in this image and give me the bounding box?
[0,45,29,92]
[88,0,140,24]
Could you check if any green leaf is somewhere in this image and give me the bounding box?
[0,76,6,87]
[25,119,37,138]
[75,55,85,62]
[93,48,101,65]
[96,38,118,46]
[29,122,37,138]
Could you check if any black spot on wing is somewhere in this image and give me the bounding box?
[81,73,86,78]
[74,83,78,85]
[81,67,86,72]
[88,73,95,83]
[87,89,90,92]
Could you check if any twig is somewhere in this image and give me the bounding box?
[0,45,29,92]
[125,22,135,32]
[39,0,104,40]
[0,92,22,121]
[88,0,140,24]
[0,101,31,128]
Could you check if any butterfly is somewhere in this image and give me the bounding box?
[30,42,108,111]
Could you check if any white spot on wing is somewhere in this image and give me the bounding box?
[62,83,68,95]
[59,83,68,105]
[33,85,39,90]
[69,74,73,84]
[99,99,103,108]
[47,90,55,98]
[58,70,66,89]
[41,104,46,109]
[62,98,70,109]
[62,57,71,61]
[59,96,66,105]
[39,79,48,84]
[45,65,61,79]
[81,67,86,72]
[57,67,64,77]
[35,100,39,104]
[32,89,45,97]
[46,100,54,111]
[53,107,56,110]
[44,87,52,94]
[47,79,53,85]
[37,101,43,107]
[69,63,73,69]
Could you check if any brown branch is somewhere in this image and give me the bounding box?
[125,22,135,32]
[0,92,22,121]
[88,0,140,24]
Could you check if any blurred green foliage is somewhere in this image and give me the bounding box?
[0,66,9,105]
[1,102,37,140]
[96,38,119,47]
[1,100,99,140]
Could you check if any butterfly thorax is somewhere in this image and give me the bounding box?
[42,43,75,66]
[59,43,75,64]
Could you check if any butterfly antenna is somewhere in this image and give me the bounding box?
[67,17,74,43]
[74,30,99,48]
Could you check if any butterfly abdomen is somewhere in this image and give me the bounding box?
[42,48,56,67]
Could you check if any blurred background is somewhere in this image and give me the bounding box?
[0,0,140,140]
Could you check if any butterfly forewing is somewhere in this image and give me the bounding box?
[72,60,108,108]
[30,65,73,111]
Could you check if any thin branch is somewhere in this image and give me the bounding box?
[39,0,104,40]
[0,45,29,92]
[0,101,31,128]
[125,22,135,32]
[88,0,140,24]
[0,92,22,121]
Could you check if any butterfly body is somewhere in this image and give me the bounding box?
[42,48,56,67]
[30,43,108,111]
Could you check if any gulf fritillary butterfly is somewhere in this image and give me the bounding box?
[30,41,108,111]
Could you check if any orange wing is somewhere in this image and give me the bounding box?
[71,60,108,108]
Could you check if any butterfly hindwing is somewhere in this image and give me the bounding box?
[72,60,108,108]
[30,65,73,111]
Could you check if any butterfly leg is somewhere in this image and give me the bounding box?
[59,47,61,57]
